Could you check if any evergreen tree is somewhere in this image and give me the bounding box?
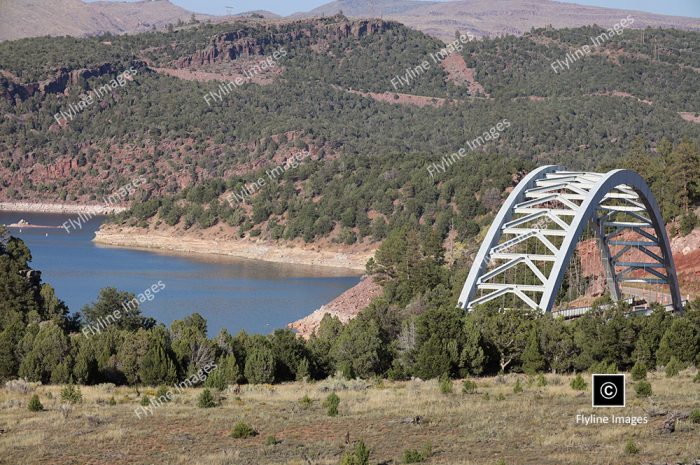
[522,327,545,374]
[244,338,276,384]
[204,354,240,390]
[667,140,700,214]
[139,328,178,385]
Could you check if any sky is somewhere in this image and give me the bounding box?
[89,0,700,18]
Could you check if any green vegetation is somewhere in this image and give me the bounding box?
[0,20,697,248]
[339,440,370,465]
[631,361,647,381]
[635,380,652,397]
[690,409,700,424]
[324,392,340,417]
[570,374,586,391]
[624,438,639,455]
[536,374,547,387]
[197,388,217,408]
[665,356,683,377]
[230,421,258,438]
[513,378,523,393]
[27,394,43,412]
[462,379,477,393]
[402,443,432,463]
[1,230,699,389]
[60,385,83,404]
[155,385,171,401]
[299,394,313,409]
[439,374,453,394]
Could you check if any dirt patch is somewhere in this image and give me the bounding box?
[440,53,488,96]
[679,112,700,124]
[337,86,452,108]
[151,65,281,84]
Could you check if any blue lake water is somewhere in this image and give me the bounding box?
[0,211,360,335]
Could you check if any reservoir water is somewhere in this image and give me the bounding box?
[0,211,360,335]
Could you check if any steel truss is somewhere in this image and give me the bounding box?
[458,166,682,312]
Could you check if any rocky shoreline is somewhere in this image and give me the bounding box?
[288,276,383,338]
[94,226,373,272]
[0,202,126,215]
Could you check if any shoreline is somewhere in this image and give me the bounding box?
[0,202,127,215]
[94,228,373,272]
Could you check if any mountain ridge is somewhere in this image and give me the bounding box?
[2,0,699,43]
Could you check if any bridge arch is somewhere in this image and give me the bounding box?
[458,166,682,313]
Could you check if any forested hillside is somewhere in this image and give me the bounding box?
[1,16,699,245]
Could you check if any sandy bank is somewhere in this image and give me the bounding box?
[94,226,373,271]
[0,202,126,215]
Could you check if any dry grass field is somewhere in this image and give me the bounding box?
[0,371,698,465]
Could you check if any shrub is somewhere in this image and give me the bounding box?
[155,385,171,402]
[635,381,652,397]
[108,397,117,406]
[496,393,505,401]
[513,379,523,393]
[402,443,432,463]
[570,374,587,391]
[439,374,453,394]
[5,379,33,394]
[403,449,424,464]
[324,392,340,417]
[536,374,547,387]
[230,421,257,439]
[299,394,313,409]
[27,394,43,412]
[690,409,700,424]
[680,212,697,236]
[590,360,617,374]
[631,361,647,381]
[340,440,370,465]
[462,379,477,393]
[140,395,151,406]
[265,435,280,445]
[665,356,683,377]
[694,372,700,383]
[197,388,217,408]
[624,438,639,455]
[60,385,83,404]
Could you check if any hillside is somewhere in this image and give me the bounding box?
[1,17,698,253]
[298,0,700,40]
[0,0,206,41]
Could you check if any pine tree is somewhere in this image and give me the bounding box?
[139,329,177,386]
[667,140,700,214]
[522,327,545,375]
[244,341,275,384]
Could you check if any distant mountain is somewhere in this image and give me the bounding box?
[297,0,700,40]
[0,0,207,41]
[234,10,281,19]
[293,0,438,17]
[4,0,699,43]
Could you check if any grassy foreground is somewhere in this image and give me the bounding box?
[1,372,698,465]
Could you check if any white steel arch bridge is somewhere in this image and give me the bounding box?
[458,166,683,314]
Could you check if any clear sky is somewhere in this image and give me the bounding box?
[89,0,700,18]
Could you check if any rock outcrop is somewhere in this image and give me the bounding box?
[288,276,383,339]
[174,18,392,68]
[2,61,145,105]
